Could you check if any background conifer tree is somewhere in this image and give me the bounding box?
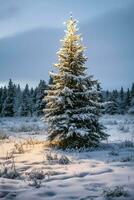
[125,88,131,111]
[0,88,2,116]
[2,79,15,117]
[20,84,30,116]
[44,16,108,148]
[1,86,7,116]
[36,80,47,116]
[119,87,125,114]
[105,92,119,115]
[131,83,134,97]
[13,84,22,116]
[128,85,134,114]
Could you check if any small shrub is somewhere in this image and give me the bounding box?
[45,152,54,161]
[24,138,35,147]
[5,151,14,160]
[26,169,45,188]
[118,124,129,132]
[0,130,9,140]
[27,169,45,180]
[58,155,70,164]
[13,142,25,154]
[109,150,119,156]
[0,157,20,179]
[29,179,41,188]
[120,155,134,162]
[45,152,58,164]
[103,186,129,199]
[44,152,70,165]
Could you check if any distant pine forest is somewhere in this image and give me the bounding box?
[0,78,134,117]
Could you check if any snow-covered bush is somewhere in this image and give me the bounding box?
[58,155,70,165]
[118,124,130,132]
[45,152,57,162]
[27,169,45,180]
[44,152,70,165]
[13,142,25,154]
[26,169,45,188]
[0,157,20,179]
[103,186,129,199]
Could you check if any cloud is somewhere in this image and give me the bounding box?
[81,2,134,89]
[0,0,134,89]
[0,26,61,82]
[0,0,133,39]
[0,0,20,21]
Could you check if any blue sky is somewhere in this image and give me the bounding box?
[0,0,134,89]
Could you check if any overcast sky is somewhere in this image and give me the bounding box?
[0,0,134,90]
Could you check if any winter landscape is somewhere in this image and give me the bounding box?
[0,1,134,200]
[0,115,134,200]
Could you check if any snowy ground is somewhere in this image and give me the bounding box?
[0,115,134,200]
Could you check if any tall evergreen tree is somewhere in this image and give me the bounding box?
[1,86,7,116]
[105,90,110,101]
[28,87,35,116]
[36,80,47,116]
[119,87,125,114]
[44,16,108,149]
[120,87,124,102]
[105,90,119,115]
[13,84,22,116]
[2,79,15,117]
[32,87,38,115]
[128,98,134,114]
[128,83,134,114]
[131,83,134,98]
[20,84,30,116]
[97,83,103,102]
[125,88,131,111]
[0,87,3,116]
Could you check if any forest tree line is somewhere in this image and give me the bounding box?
[0,79,134,117]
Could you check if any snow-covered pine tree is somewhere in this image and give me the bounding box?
[128,83,134,114]
[35,80,47,116]
[13,84,22,116]
[0,87,2,116]
[131,83,134,98]
[1,86,7,116]
[2,79,15,117]
[125,88,131,112]
[44,16,108,149]
[105,90,119,115]
[119,87,125,114]
[32,87,38,115]
[97,83,103,103]
[128,98,134,114]
[20,84,30,116]
[29,87,35,116]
